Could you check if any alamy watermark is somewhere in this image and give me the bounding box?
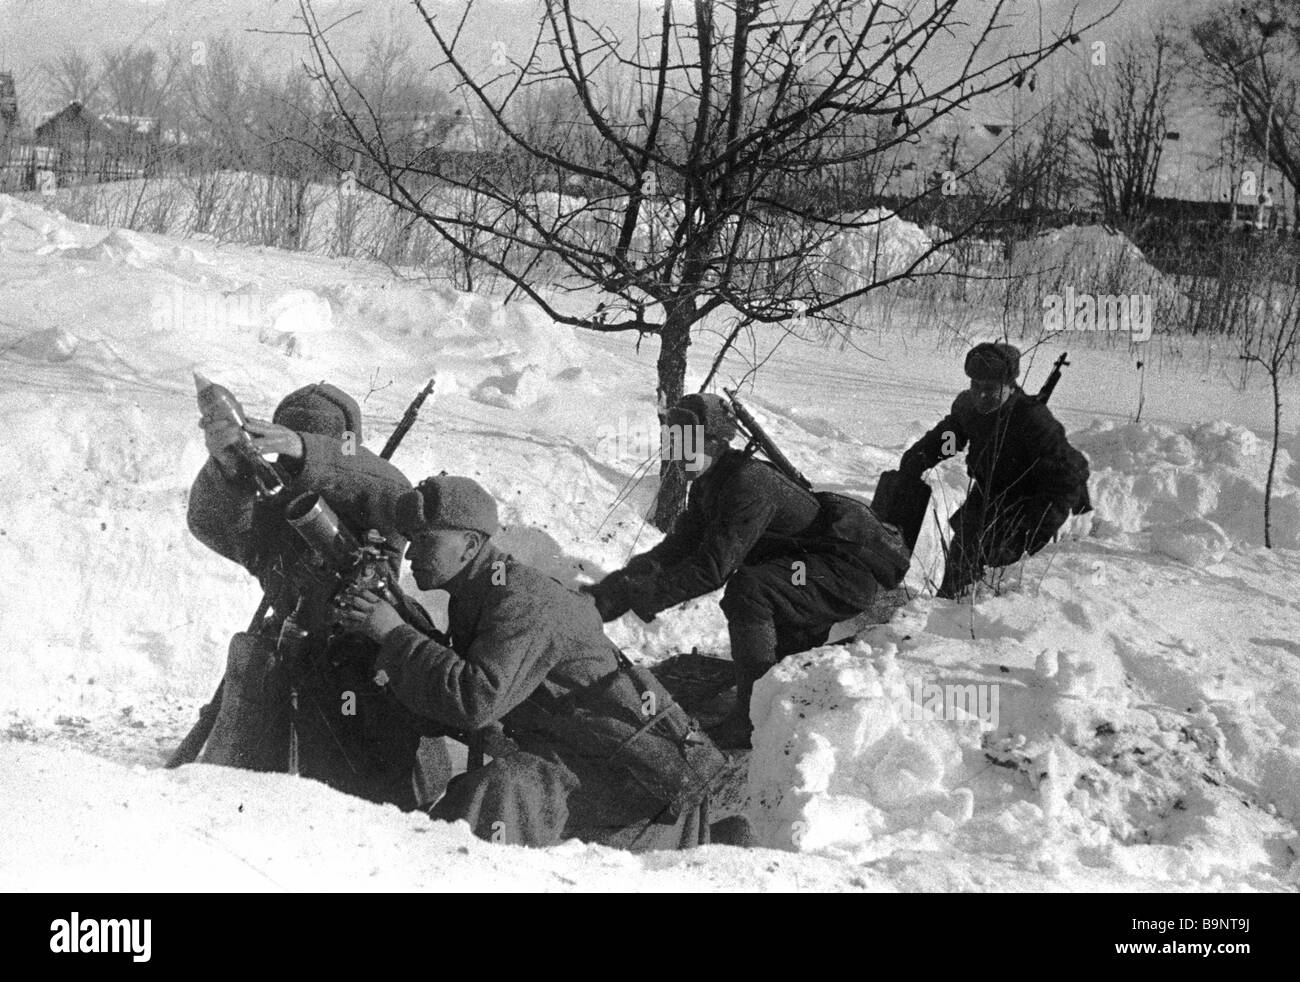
[50,913,151,963]
[150,284,263,334]
[898,678,1000,729]
[1042,287,1153,343]
[593,418,709,471]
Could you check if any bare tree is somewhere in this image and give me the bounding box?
[1234,238,1300,548]
[248,72,329,251]
[333,28,455,263]
[1001,94,1083,217]
[100,44,178,122]
[176,36,260,235]
[47,47,101,109]
[95,42,184,184]
[1077,30,1182,224]
[1192,0,1300,228]
[0,70,19,145]
[299,0,1112,527]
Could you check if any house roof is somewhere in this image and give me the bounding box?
[34,102,115,142]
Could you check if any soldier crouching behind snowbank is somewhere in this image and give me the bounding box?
[897,342,1091,599]
[336,475,738,851]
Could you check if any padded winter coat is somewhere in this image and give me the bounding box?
[614,448,879,620]
[375,544,725,839]
[900,387,1089,512]
[186,433,421,807]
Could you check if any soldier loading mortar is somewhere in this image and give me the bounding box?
[173,375,434,809]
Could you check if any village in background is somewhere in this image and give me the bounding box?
[0,5,1297,291]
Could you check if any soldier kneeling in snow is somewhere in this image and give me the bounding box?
[898,342,1091,599]
[584,394,880,750]
[335,475,733,851]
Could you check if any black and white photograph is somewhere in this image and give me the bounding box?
[0,0,1293,922]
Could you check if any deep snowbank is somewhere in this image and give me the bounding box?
[817,208,941,293]
[1010,224,1173,301]
[1077,418,1300,554]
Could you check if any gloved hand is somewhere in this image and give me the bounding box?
[623,554,662,579]
[334,585,405,642]
[198,413,303,479]
[627,594,659,625]
[241,417,305,461]
[898,447,927,482]
[198,411,247,479]
[580,575,634,623]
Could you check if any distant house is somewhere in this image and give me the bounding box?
[33,101,158,182]
[97,113,156,136]
[34,101,115,145]
[320,105,498,188]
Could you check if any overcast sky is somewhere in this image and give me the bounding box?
[0,0,1209,111]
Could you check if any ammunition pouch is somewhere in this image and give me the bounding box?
[606,699,727,820]
[528,650,728,821]
[811,491,912,590]
[1066,445,1093,516]
[199,630,289,771]
[871,469,933,554]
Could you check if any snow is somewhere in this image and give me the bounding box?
[742,406,1300,882]
[1,191,1298,892]
[52,228,165,268]
[747,644,977,854]
[1010,224,1172,299]
[818,208,942,292]
[1076,419,1300,551]
[1,744,868,892]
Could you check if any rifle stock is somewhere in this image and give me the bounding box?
[722,388,813,491]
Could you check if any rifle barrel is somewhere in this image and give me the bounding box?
[723,388,813,490]
[381,377,435,461]
[1036,352,1069,405]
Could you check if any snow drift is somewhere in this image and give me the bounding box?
[1010,224,1172,300]
[817,208,940,293]
[1078,418,1300,553]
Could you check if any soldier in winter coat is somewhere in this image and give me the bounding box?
[898,342,1091,599]
[188,382,426,808]
[336,475,730,851]
[584,394,880,750]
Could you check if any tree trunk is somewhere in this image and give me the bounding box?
[1265,369,1281,548]
[652,299,694,530]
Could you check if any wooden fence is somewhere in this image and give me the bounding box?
[0,143,150,193]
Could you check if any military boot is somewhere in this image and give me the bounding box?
[706,619,778,751]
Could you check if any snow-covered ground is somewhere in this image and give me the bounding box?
[1,192,1297,892]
